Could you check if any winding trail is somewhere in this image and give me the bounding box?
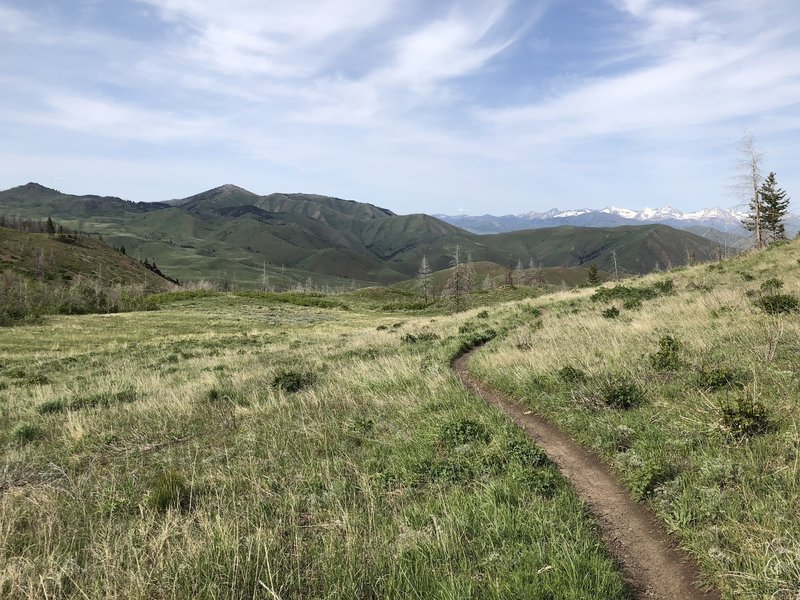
[453,348,720,600]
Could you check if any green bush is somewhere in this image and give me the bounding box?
[452,328,498,359]
[720,396,770,439]
[760,278,784,294]
[649,335,685,371]
[558,365,587,384]
[755,293,799,314]
[696,367,749,391]
[653,279,675,295]
[599,377,645,409]
[439,419,491,446]
[505,438,548,467]
[272,370,315,393]
[401,331,440,344]
[476,310,489,319]
[601,306,620,319]
[627,460,677,500]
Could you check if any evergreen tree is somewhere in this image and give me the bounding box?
[417,255,433,303]
[45,217,55,237]
[760,172,790,243]
[586,263,601,286]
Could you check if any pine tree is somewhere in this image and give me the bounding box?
[760,172,790,243]
[586,263,601,286]
[417,255,433,303]
[45,217,55,237]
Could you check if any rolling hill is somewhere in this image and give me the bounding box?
[0,226,173,290]
[0,183,721,287]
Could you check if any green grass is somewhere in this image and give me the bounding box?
[469,239,800,598]
[0,294,629,598]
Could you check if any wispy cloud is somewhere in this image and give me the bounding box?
[0,0,798,212]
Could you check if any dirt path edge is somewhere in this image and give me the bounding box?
[452,349,721,600]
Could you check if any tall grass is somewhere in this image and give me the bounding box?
[470,242,800,599]
[0,296,629,598]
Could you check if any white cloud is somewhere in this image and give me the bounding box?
[480,3,800,146]
[26,94,222,142]
[138,0,400,78]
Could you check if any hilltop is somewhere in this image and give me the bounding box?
[0,182,721,287]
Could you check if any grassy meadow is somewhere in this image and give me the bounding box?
[470,240,800,598]
[0,290,630,598]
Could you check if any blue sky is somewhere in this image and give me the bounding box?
[1,0,798,215]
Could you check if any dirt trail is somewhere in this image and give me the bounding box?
[453,349,720,600]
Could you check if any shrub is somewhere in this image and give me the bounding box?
[401,331,440,344]
[760,278,784,294]
[627,460,677,500]
[652,279,675,295]
[476,310,489,319]
[720,396,770,439]
[558,365,587,384]
[12,422,41,445]
[376,324,388,331]
[696,367,749,391]
[272,370,315,393]
[601,306,620,319]
[649,335,684,371]
[505,438,548,467]
[147,470,195,512]
[599,376,645,409]
[591,285,657,305]
[458,322,476,334]
[439,418,491,446]
[755,293,799,314]
[520,305,542,317]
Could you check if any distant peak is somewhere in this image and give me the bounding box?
[21,182,59,192]
[211,183,253,194]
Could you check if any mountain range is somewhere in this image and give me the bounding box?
[437,205,800,241]
[0,183,722,287]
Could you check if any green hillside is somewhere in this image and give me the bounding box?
[0,182,720,287]
[0,227,171,290]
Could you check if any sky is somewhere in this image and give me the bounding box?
[1,0,798,215]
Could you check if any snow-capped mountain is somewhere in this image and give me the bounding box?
[436,205,796,240]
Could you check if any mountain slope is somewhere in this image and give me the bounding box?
[0,183,720,285]
[0,227,172,290]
